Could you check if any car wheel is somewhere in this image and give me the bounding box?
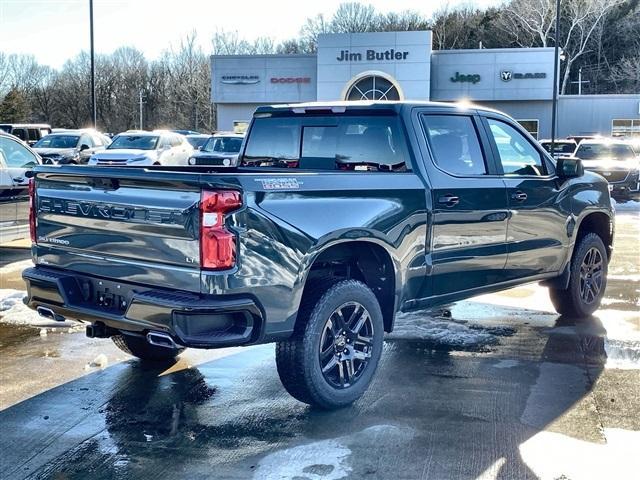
[549,232,608,318]
[276,279,384,409]
[112,334,184,362]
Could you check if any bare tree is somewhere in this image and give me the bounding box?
[330,2,378,32]
[212,30,275,55]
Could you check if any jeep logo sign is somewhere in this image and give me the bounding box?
[450,72,481,84]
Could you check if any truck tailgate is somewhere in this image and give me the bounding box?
[33,169,203,293]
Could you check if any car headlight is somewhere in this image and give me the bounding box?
[188,157,195,165]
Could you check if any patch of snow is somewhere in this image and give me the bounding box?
[0,259,33,275]
[253,425,414,480]
[520,428,640,479]
[0,289,24,311]
[610,197,640,212]
[388,310,514,349]
[600,312,640,370]
[39,328,47,337]
[0,289,76,327]
[90,354,109,368]
[493,359,520,369]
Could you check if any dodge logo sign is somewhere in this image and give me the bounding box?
[500,70,513,82]
[270,77,311,83]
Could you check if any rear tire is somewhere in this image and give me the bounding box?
[276,279,384,409]
[111,334,184,362]
[549,232,608,318]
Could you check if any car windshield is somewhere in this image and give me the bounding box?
[108,135,159,150]
[541,142,575,154]
[186,136,209,148]
[574,143,636,160]
[204,137,243,153]
[34,135,79,149]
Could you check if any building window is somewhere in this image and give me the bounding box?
[612,119,640,138]
[516,119,539,139]
[346,75,401,101]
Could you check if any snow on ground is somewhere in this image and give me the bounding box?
[387,310,515,349]
[611,198,640,212]
[0,288,76,327]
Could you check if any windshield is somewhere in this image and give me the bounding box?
[186,136,209,148]
[541,142,575,154]
[108,135,159,150]
[204,137,243,153]
[34,135,80,149]
[574,143,636,160]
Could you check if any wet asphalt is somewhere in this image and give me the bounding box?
[0,203,638,480]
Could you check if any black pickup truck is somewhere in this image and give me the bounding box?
[23,102,614,409]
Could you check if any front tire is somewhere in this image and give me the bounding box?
[112,334,184,362]
[549,232,608,318]
[276,279,384,409]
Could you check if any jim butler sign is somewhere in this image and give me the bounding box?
[336,49,409,62]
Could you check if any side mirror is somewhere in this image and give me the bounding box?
[557,157,584,179]
[79,144,90,151]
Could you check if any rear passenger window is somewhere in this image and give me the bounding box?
[28,129,40,142]
[243,116,409,171]
[421,115,486,175]
[12,128,27,141]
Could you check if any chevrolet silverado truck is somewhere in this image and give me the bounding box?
[23,102,614,409]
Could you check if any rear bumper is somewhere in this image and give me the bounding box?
[22,266,264,348]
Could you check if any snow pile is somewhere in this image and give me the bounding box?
[0,289,74,327]
[611,197,640,212]
[387,310,514,349]
[0,289,24,312]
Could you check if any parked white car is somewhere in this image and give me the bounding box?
[88,131,192,166]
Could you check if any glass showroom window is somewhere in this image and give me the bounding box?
[346,75,401,101]
[612,119,640,138]
[517,120,539,139]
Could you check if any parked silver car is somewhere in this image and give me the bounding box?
[0,131,41,243]
[89,130,193,166]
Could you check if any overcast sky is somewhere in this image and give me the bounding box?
[0,0,499,68]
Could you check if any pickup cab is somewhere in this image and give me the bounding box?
[23,102,614,409]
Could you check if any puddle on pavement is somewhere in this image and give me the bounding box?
[0,322,39,350]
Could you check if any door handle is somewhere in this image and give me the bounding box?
[12,177,26,184]
[511,191,528,202]
[438,194,460,207]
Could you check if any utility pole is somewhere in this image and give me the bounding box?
[89,0,96,128]
[571,67,590,95]
[139,90,144,130]
[550,0,561,153]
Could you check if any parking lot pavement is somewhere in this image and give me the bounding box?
[1,203,638,480]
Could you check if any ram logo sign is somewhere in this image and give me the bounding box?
[500,70,513,82]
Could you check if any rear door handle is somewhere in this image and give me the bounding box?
[438,194,460,207]
[511,191,528,202]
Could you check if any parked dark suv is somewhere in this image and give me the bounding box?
[24,101,614,409]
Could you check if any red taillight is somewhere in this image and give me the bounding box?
[29,178,36,243]
[200,190,242,270]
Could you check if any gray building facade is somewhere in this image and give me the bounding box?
[211,31,640,139]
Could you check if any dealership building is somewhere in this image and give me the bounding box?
[211,31,640,139]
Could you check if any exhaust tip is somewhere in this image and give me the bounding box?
[146,331,179,349]
[37,306,65,322]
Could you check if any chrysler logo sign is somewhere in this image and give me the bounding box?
[221,75,260,85]
[500,70,547,82]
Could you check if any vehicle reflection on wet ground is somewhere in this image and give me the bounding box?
[0,203,638,479]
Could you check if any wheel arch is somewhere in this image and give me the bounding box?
[298,239,399,333]
[575,210,614,261]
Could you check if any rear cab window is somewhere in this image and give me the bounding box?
[241,114,410,172]
[421,114,487,176]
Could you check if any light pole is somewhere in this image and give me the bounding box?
[550,0,561,153]
[139,90,144,130]
[89,0,96,128]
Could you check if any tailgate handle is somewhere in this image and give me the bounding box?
[87,178,119,190]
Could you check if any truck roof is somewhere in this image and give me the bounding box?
[254,100,502,116]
